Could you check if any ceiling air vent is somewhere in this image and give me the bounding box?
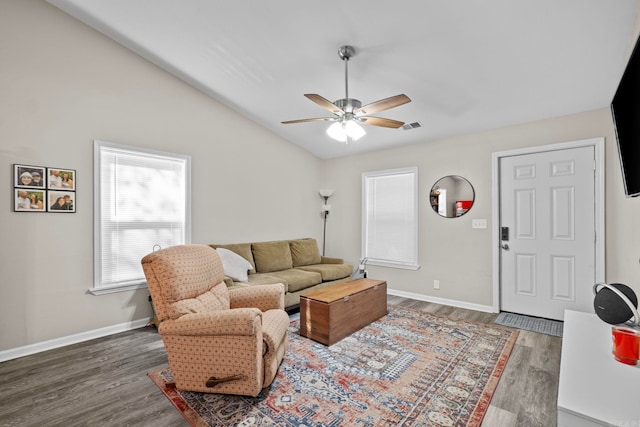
[401,121,422,130]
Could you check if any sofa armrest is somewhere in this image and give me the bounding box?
[321,256,344,264]
[158,308,262,336]
[229,283,285,311]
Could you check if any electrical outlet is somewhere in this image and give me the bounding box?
[433,279,440,290]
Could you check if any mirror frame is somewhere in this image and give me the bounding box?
[429,175,475,218]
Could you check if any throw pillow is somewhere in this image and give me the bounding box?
[216,248,252,282]
[210,243,255,273]
[290,238,322,267]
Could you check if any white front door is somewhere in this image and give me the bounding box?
[499,145,596,320]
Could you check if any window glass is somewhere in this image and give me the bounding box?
[362,167,419,270]
[92,140,191,294]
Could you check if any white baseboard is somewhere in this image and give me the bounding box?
[1,290,492,362]
[387,288,496,314]
[0,317,151,363]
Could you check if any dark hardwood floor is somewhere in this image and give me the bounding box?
[0,296,561,426]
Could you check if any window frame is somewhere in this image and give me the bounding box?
[91,140,191,295]
[361,166,419,270]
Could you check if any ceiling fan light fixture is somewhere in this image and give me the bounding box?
[283,45,410,140]
[327,120,365,143]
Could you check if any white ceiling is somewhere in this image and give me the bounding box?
[48,0,640,159]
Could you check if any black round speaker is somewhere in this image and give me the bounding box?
[593,283,638,325]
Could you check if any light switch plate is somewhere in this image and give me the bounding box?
[472,219,487,229]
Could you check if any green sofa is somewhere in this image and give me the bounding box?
[210,238,353,309]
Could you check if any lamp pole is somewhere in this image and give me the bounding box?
[319,190,334,256]
[322,200,329,256]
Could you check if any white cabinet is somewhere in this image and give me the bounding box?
[558,310,640,426]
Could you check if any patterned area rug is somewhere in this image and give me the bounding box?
[494,311,563,337]
[148,305,518,426]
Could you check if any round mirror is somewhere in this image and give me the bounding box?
[430,175,475,218]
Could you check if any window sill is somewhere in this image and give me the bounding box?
[89,282,148,295]
[365,260,420,271]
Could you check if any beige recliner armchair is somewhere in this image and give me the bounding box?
[141,244,289,397]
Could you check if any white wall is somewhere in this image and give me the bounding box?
[0,0,323,353]
[323,108,640,309]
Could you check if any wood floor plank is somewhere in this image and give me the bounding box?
[482,404,518,427]
[515,366,559,427]
[486,342,533,414]
[0,297,561,426]
[530,334,563,372]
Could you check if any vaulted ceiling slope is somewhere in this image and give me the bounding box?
[48,0,640,159]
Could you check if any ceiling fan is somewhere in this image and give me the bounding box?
[282,45,411,142]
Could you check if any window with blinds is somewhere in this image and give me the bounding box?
[362,167,419,270]
[92,140,191,294]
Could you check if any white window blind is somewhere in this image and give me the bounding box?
[362,167,419,270]
[92,140,191,294]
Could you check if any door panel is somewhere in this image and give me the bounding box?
[551,187,574,239]
[515,189,535,238]
[551,255,574,300]
[515,254,536,296]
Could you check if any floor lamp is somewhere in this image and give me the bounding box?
[319,189,334,256]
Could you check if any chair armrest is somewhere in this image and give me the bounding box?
[321,256,344,264]
[158,308,261,336]
[229,283,285,311]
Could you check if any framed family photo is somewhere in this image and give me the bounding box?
[13,164,76,213]
[48,190,75,212]
[14,189,46,212]
[47,168,75,190]
[14,164,46,189]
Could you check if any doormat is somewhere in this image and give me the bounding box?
[494,312,563,337]
[149,305,518,426]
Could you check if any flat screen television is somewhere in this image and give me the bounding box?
[611,35,640,197]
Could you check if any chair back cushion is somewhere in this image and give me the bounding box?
[141,244,230,321]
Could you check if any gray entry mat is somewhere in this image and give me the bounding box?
[495,312,563,337]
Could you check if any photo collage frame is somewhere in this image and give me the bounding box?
[14,164,76,213]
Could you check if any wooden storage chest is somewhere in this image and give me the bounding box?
[299,278,387,345]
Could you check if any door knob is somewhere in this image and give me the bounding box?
[501,243,510,250]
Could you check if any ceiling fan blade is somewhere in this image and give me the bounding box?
[281,117,337,124]
[304,94,345,115]
[360,116,405,129]
[354,94,411,115]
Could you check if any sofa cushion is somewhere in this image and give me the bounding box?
[296,263,354,282]
[216,248,252,282]
[290,238,322,267]
[252,241,293,273]
[210,243,255,274]
[268,269,322,293]
[247,273,290,292]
